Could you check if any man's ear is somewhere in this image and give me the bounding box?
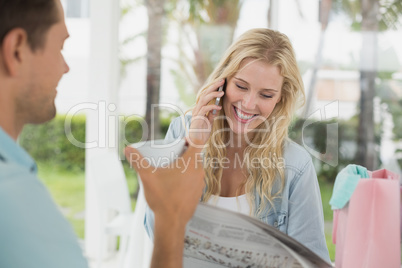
[1,28,29,77]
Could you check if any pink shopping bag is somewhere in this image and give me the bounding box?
[333,169,401,268]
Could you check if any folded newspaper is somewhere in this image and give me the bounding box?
[131,139,333,268]
[183,203,332,268]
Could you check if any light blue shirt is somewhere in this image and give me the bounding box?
[0,127,88,268]
[144,116,330,263]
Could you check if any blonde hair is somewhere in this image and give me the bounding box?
[196,28,305,216]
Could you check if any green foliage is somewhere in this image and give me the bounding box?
[20,115,86,172]
[381,95,402,141]
[318,180,335,261]
[289,117,358,183]
[319,180,335,221]
[378,71,395,80]
[376,77,402,142]
[332,0,402,31]
[378,0,402,30]
[19,114,172,172]
[37,162,86,238]
[326,233,336,262]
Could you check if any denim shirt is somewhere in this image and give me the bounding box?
[144,116,330,263]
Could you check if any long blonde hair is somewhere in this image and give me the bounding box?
[196,28,305,216]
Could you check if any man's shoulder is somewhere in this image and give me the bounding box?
[0,163,89,268]
[0,161,46,204]
[0,161,34,183]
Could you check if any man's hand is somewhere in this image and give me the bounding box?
[124,143,205,268]
[125,143,205,224]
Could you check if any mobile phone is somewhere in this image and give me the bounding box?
[212,79,226,115]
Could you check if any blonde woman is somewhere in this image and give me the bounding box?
[144,28,330,262]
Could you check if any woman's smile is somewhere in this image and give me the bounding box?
[232,105,257,123]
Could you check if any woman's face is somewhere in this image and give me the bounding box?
[222,59,283,136]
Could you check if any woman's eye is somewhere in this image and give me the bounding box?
[236,84,247,90]
[261,94,273,99]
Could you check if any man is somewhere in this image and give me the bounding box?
[0,0,88,267]
[0,0,204,267]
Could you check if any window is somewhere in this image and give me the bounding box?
[65,0,89,18]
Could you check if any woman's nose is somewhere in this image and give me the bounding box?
[241,93,257,111]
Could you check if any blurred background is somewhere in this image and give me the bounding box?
[19,0,402,264]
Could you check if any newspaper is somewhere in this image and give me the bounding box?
[183,203,332,268]
[130,139,333,268]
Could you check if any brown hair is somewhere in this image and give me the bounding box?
[0,0,59,51]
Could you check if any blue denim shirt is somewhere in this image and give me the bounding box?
[144,116,330,263]
[0,127,88,268]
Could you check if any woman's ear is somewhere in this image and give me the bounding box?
[1,28,29,76]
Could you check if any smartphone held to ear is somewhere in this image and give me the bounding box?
[212,79,226,115]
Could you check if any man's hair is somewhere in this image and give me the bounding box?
[0,0,59,51]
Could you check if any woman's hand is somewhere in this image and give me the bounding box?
[188,79,225,147]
